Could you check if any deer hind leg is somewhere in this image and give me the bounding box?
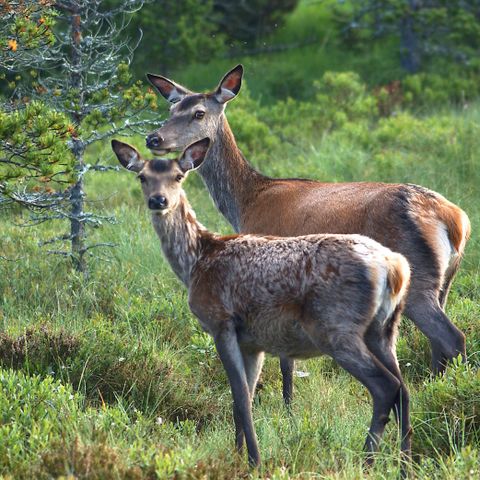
[279,356,294,407]
[364,307,412,464]
[438,255,461,309]
[330,339,400,464]
[234,351,265,453]
[245,351,265,398]
[302,322,400,464]
[405,293,466,374]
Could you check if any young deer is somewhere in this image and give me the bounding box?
[145,65,470,405]
[112,137,412,469]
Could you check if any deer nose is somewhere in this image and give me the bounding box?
[146,133,163,149]
[148,195,168,210]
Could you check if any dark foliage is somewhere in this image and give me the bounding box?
[214,0,299,44]
[335,0,480,73]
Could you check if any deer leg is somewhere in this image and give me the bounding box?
[365,343,412,479]
[438,256,461,310]
[279,356,294,406]
[232,403,244,453]
[364,315,412,464]
[331,343,400,464]
[302,324,400,465]
[234,351,265,453]
[214,325,260,467]
[405,295,466,373]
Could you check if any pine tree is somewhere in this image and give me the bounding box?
[1,0,160,273]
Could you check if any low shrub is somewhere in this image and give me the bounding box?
[313,71,378,127]
[68,325,219,422]
[263,71,378,145]
[40,438,156,480]
[403,69,480,108]
[0,325,80,371]
[0,324,220,423]
[0,368,80,475]
[414,359,480,456]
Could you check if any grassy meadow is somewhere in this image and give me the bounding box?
[1,1,480,479]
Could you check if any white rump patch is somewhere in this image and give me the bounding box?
[351,238,410,328]
[459,211,470,253]
[351,239,396,322]
[373,265,396,323]
[435,222,455,274]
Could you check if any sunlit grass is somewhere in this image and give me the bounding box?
[1,91,479,477]
[2,3,480,471]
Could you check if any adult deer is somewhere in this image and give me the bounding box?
[145,65,470,405]
[112,137,412,470]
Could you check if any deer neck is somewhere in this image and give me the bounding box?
[198,116,268,232]
[150,193,207,287]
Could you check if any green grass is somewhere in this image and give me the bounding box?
[1,91,480,478]
[1,1,480,477]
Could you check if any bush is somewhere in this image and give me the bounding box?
[0,325,80,371]
[0,369,80,474]
[313,71,378,127]
[0,324,220,423]
[414,359,480,455]
[67,325,213,421]
[40,438,155,480]
[403,69,480,108]
[0,368,163,478]
[263,71,378,145]
[372,112,454,152]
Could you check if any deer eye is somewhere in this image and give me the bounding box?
[138,174,146,183]
[175,174,184,183]
[194,111,205,120]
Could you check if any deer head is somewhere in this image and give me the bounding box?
[112,138,210,214]
[145,65,243,155]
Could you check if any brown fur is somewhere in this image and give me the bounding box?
[146,66,470,386]
[113,137,413,469]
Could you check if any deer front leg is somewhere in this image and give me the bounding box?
[279,356,294,406]
[214,324,260,467]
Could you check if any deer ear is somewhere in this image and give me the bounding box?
[111,140,145,172]
[178,138,210,173]
[146,74,191,104]
[214,64,243,104]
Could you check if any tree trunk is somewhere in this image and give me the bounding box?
[400,0,421,73]
[69,8,86,272]
[70,142,85,272]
